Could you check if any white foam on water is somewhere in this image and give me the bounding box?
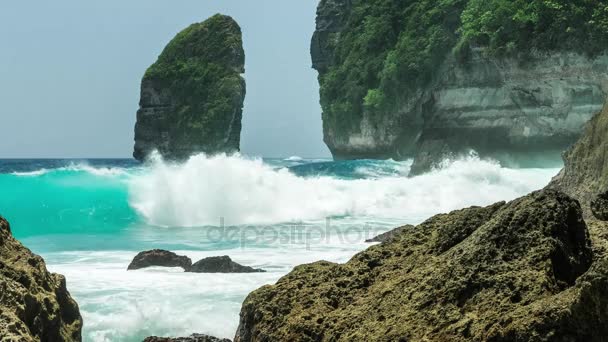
[45,237,368,342]
[128,153,560,227]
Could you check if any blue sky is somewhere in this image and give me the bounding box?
[0,1,329,158]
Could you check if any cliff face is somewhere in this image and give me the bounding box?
[0,216,82,341]
[134,14,245,162]
[235,190,608,341]
[549,102,608,213]
[311,0,608,172]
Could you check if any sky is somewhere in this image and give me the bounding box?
[0,1,329,158]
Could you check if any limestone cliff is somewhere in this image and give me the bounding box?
[235,190,608,341]
[134,14,245,162]
[549,102,608,214]
[0,216,82,341]
[311,0,608,173]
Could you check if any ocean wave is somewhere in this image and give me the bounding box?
[9,163,130,178]
[128,153,561,227]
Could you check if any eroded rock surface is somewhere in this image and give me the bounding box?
[364,225,414,243]
[591,191,608,221]
[549,102,608,214]
[0,216,82,342]
[234,191,608,341]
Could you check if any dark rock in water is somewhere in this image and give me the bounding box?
[127,249,192,271]
[365,225,414,243]
[189,256,265,273]
[0,216,83,341]
[549,102,608,216]
[591,191,608,221]
[234,190,608,341]
[133,14,245,161]
[143,334,230,342]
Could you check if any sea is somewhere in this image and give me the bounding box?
[0,153,561,341]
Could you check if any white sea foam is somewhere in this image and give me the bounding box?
[44,238,366,341]
[10,163,129,178]
[128,153,561,227]
[11,169,50,176]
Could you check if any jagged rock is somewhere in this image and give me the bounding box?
[311,0,608,173]
[127,249,192,271]
[591,191,608,221]
[133,14,245,161]
[0,216,82,342]
[143,334,230,342]
[365,225,413,243]
[549,102,608,215]
[188,256,265,274]
[234,190,608,341]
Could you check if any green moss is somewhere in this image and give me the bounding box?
[143,14,244,152]
[236,191,608,341]
[319,0,608,137]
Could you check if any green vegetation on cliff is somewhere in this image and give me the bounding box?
[145,13,244,146]
[318,0,608,136]
[134,14,245,160]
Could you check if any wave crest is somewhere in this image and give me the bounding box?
[127,153,560,227]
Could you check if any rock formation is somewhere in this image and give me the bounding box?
[234,190,608,341]
[0,216,82,341]
[189,256,265,274]
[549,102,608,214]
[143,334,230,342]
[591,192,608,221]
[134,14,245,161]
[127,249,192,271]
[311,0,608,174]
[364,224,413,243]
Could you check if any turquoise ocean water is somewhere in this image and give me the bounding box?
[0,155,561,341]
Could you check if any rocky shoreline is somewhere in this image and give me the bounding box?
[0,216,82,342]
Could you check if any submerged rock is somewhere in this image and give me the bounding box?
[133,14,245,161]
[127,249,192,271]
[364,225,413,243]
[143,334,230,342]
[188,256,265,274]
[234,190,608,341]
[591,191,608,221]
[0,216,82,342]
[312,0,608,173]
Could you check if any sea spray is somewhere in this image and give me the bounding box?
[128,153,560,227]
[1,156,562,341]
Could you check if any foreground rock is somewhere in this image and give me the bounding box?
[591,192,608,221]
[127,249,192,271]
[235,190,608,341]
[144,334,230,342]
[189,256,265,273]
[312,0,608,173]
[549,102,608,215]
[364,225,413,243]
[0,216,82,341]
[133,14,245,161]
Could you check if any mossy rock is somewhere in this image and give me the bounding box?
[0,216,82,341]
[234,190,608,341]
[134,14,245,161]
